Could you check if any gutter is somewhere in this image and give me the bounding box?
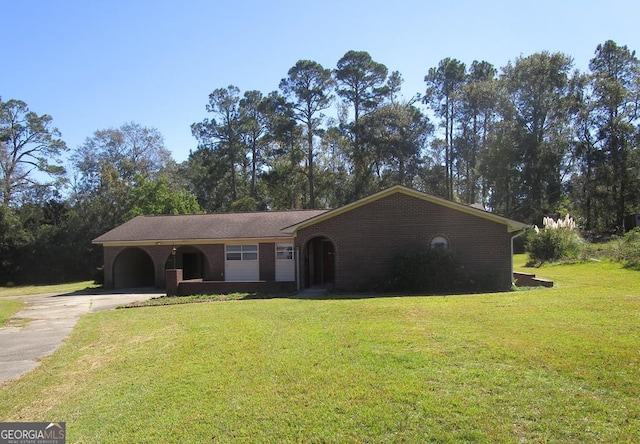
[511,228,529,287]
[295,246,301,292]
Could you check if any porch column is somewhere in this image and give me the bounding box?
[165,268,183,295]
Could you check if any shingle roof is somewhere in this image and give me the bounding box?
[92,210,329,244]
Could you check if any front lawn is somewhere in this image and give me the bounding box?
[0,281,97,297]
[0,257,638,442]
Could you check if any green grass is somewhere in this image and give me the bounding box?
[0,298,23,327]
[0,281,98,297]
[0,257,638,442]
[121,292,249,308]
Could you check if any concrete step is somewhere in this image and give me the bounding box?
[514,271,554,288]
[531,277,554,288]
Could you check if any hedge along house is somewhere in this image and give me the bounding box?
[93,186,528,294]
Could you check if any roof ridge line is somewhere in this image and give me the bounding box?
[138,208,330,218]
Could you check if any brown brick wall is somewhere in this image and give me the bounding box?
[199,244,225,281]
[147,246,174,287]
[102,247,118,289]
[295,193,514,291]
[102,242,276,290]
[101,193,515,293]
[259,243,276,281]
[103,245,174,289]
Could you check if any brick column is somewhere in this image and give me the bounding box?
[165,269,183,295]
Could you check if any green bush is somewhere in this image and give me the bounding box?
[526,215,583,266]
[621,228,640,269]
[383,248,464,293]
[567,228,640,270]
[601,228,640,270]
[526,229,583,264]
[377,249,502,293]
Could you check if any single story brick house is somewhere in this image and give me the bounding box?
[93,185,528,294]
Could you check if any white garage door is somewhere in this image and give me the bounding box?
[225,244,259,281]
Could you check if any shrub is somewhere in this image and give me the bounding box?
[614,228,640,270]
[526,214,583,265]
[384,248,464,294]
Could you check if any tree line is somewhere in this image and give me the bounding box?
[1,40,639,285]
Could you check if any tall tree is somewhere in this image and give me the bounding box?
[280,60,333,208]
[386,71,404,103]
[182,147,236,212]
[126,175,201,218]
[482,120,522,216]
[73,122,171,189]
[496,51,575,222]
[457,61,498,204]
[569,71,597,230]
[239,90,269,200]
[315,126,351,208]
[359,102,431,187]
[587,40,640,230]
[191,86,244,202]
[419,139,450,199]
[0,204,31,284]
[335,50,389,200]
[71,122,173,230]
[68,122,186,278]
[260,91,307,209]
[0,99,67,206]
[424,58,466,200]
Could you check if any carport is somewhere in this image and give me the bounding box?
[112,247,155,288]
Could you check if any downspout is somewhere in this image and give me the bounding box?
[510,228,528,287]
[295,246,301,292]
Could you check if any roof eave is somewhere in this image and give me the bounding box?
[92,236,296,247]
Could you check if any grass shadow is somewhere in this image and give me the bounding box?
[53,286,160,297]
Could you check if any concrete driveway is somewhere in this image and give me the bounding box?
[0,290,162,383]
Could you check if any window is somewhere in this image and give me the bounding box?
[226,244,258,261]
[226,245,242,261]
[276,244,293,261]
[430,235,448,249]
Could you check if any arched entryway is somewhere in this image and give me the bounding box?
[165,246,209,280]
[113,247,155,289]
[305,236,335,288]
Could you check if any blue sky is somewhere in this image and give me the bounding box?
[3,0,639,164]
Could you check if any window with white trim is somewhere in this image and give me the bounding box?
[276,244,294,260]
[226,244,258,261]
[430,236,449,249]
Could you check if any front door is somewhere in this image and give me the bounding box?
[307,237,335,287]
[322,240,335,284]
[182,253,201,280]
